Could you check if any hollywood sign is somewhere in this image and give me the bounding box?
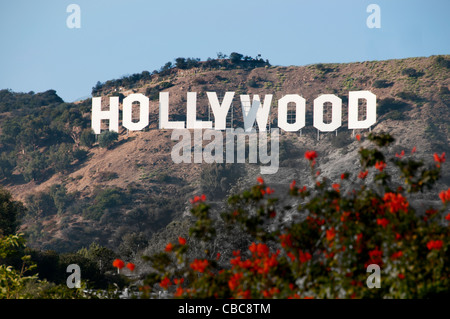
[91,91,376,134]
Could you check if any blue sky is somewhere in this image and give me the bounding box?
[0,0,449,102]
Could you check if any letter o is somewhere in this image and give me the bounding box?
[313,94,342,132]
[277,94,305,132]
[123,93,149,131]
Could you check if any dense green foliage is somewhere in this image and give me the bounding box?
[0,90,91,183]
[0,89,63,113]
[92,52,270,96]
[98,131,118,149]
[80,128,96,148]
[0,186,133,298]
[0,187,26,236]
[200,163,243,199]
[0,232,129,298]
[372,79,393,88]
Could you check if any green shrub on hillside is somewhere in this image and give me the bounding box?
[80,128,95,148]
[377,98,409,116]
[200,163,243,199]
[98,131,118,149]
[0,188,25,236]
[435,56,450,69]
[373,79,393,88]
[396,91,423,102]
[401,68,423,78]
[83,187,129,221]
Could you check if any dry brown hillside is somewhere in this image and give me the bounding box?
[5,55,449,253]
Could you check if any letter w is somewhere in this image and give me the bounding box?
[240,94,273,132]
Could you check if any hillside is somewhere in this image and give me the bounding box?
[0,54,449,254]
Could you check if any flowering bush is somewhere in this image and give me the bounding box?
[138,133,449,299]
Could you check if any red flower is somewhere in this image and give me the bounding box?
[332,183,340,192]
[112,259,125,269]
[433,152,446,166]
[426,240,443,251]
[228,272,243,291]
[358,170,368,179]
[340,211,351,222]
[299,250,312,263]
[424,209,437,222]
[287,251,296,262]
[216,252,221,260]
[341,173,348,180]
[190,259,209,273]
[426,209,438,216]
[391,251,403,260]
[279,234,293,248]
[190,196,199,204]
[439,187,450,204]
[126,262,135,271]
[249,242,270,256]
[165,242,174,252]
[411,146,416,154]
[174,287,184,297]
[298,186,307,194]
[190,194,206,204]
[257,176,264,185]
[326,228,336,241]
[263,287,280,298]
[178,237,187,245]
[304,150,318,161]
[375,161,386,172]
[262,255,278,273]
[377,218,389,228]
[383,192,409,214]
[366,247,383,267]
[356,134,361,141]
[237,290,251,299]
[395,150,405,159]
[445,213,450,221]
[173,278,184,285]
[325,251,335,259]
[356,233,363,242]
[160,277,171,289]
[290,180,296,190]
[398,273,405,280]
[370,247,383,259]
